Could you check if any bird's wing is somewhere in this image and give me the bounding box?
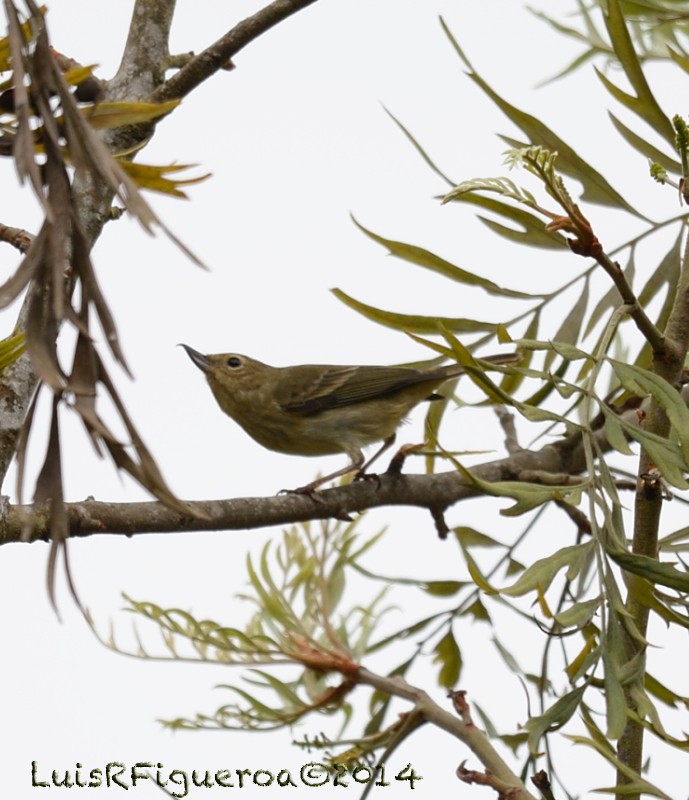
[278,365,442,413]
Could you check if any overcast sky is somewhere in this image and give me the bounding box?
[2,2,687,798]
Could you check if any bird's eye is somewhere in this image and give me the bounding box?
[227,356,242,368]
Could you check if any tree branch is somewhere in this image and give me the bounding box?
[151,0,320,104]
[1,417,623,545]
[591,248,665,354]
[109,0,177,98]
[355,671,537,800]
[616,223,689,794]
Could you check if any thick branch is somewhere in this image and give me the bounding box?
[356,669,537,800]
[109,0,177,98]
[151,0,319,104]
[616,229,689,795]
[1,424,601,544]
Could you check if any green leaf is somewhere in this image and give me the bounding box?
[451,192,567,249]
[453,526,502,548]
[382,106,455,186]
[608,112,680,171]
[502,543,595,597]
[352,217,537,298]
[610,359,689,463]
[645,671,689,708]
[545,278,590,370]
[658,525,689,552]
[461,546,498,594]
[0,330,26,370]
[433,630,462,687]
[554,597,601,629]
[492,637,523,674]
[437,331,513,404]
[606,412,689,488]
[246,554,293,627]
[81,98,181,129]
[637,228,682,309]
[463,597,491,623]
[668,45,689,77]
[331,289,498,334]
[601,0,675,146]
[422,580,465,597]
[603,623,630,739]
[607,549,689,592]
[524,686,586,753]
[478,213,564,249]
[601,405,636,456]
[120,161,210,198]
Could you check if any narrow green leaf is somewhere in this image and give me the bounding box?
[545,279,590,371]
[491,637,523,673]
[453,526,502,548]
[451,193,567,249]
[437,330,512,404]
[326,560,345,613]
[608,112,680,172]
[606,412,689,488]
[603,0,675,145]
[658,525,689,551]
[608,549,689,592]
[422,580,466,597]
[601,405,636,455]
[246,555,292,627]
[244,669,305,707]
[502,543,595,597]
[433,630,462,687]
[603,624,629,739]
[463,597,491,623]
[610,359,689,463]
[80,98,181,129]
[0,330,26,370]
[461,546,498,594]
[668,45,689,77]
[437,16,641,215]
[352,218,536,298]
[637,228,681,309]
[554,597,601,629]
[478,214,564,249]
[382,106,455,186]
[524,686,586,753]
[331,289,498,334]
[120,161,210,198]
[645,671,689,708]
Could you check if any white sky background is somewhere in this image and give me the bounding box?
[2,1,688,797]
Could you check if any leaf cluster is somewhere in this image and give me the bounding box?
[0,3,207,608]
[101,519,391,743]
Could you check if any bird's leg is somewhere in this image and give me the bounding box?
[288,450,365,496]
[353,434,396,481]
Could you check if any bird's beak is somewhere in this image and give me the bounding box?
[179,344,211,373]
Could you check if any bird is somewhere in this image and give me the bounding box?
[180,344,521,493]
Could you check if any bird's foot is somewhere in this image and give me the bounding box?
[353,470,382,490]
[278,483,326,502]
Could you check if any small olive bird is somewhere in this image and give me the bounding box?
[180,345,520,493]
